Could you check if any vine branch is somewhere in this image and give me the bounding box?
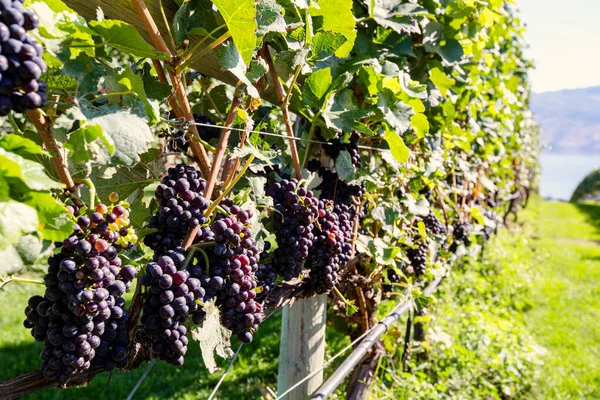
[263,45,302,180]
[132,0,211,178]
[26,109,75,190]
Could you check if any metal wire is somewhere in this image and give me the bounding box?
[310,276,444,399]
[126,358,157,400]
[207,343,244,400]
[161,118,391,152]
[275,328,373,400]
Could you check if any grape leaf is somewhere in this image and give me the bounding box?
[310,31,347,63]
[309,0,357,58]
[378,89,414,133]
[370,0,421,34]
[422,20,464,63]
[410,113,429,138]
[218,43,259,98]
[0,201,39,250]
[0,134,49,157]
[303,67,332,108]
[140,63,171,100]
[173,0,225,44]
[210,0,257,65]
[429,67,455,98]
[87,111,155,166]
[383,127,409,163]
[64,124,115,164]
[256,0,286,37]
[25,192,73,243]
[89,20,169,60]
[0,246,24,275]
[0,149,63,191]
[190,299,234,373]
[335,150,355,181]
[116,65,159,124]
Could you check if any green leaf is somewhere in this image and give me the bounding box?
[303,67,332,108]
[190,299,234,373]
[116,65,159,124]
[173,0,225,44]
[0,246,24,275]
[322,89,377,134]
[383,127,409,163]
[422,20,463,63]
[310,31,347,62]
[87,111,155,166]
[25,192,73,243]
[410,113,429,138]
[256,0,286,37]
[0,149,63,191]
[210,0,257,64]
[378,89,414,133]
[371,0,420,35]
[429,67,455,98]
[64,124,115,164]
[90,148,163,203]
[89,20,169,60]
[140,63,171,100]
[470,207,485,225]
[0,134,49,157]
[309,0,357,58]
[335,150,355,181]
[0,201,39,250]
[217,42,259,98]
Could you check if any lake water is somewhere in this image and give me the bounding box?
[540,153,600,200]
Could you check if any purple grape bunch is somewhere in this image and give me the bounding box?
[187,201,264,344]
[0,0,47,115]
[23,201,137,382]
[266,179,319,281]
[144,164,210,254]
[304,200,345,294]
[139,248,196,366]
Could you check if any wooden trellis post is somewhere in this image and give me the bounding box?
[277,295,327,400]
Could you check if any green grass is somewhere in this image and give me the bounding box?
[527,200,600,399]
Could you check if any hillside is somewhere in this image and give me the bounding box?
[531,86,600,154]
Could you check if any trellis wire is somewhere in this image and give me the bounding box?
[275,327,373,400]
[310,275,444,399]
[126,358,157,400]
[207,343,244,400]
[161,118,391,152]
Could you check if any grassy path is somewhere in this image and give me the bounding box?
[528,200,600,398]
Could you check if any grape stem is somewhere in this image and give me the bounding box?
[177,30,231,74]
[203,90,243,200]
[434,186,450,228]
[26,109,75,190]
[132,0,212,178]
[77,178,98,211]
[8,114,23,135]
[332,286,359,315]
[0,276,44,290]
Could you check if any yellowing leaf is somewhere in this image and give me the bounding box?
[211,0,257,64]
[383,127,410,163]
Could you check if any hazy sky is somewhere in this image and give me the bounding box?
[517,0,600,93]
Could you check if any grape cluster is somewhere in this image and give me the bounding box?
[406,241,428,277]
[321,132,362,167]
[423,212,446,234]
[162,114,221,153]
[452,221,471,244]
[23,201,137,382]
[383,268,402,293]
[144,164,210,253]
[267,179,319,280]
[255,242,277,300]
[0,0,47,115]
[139,248,196,366]
[304,200,344,294]
[187,204,264,343]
